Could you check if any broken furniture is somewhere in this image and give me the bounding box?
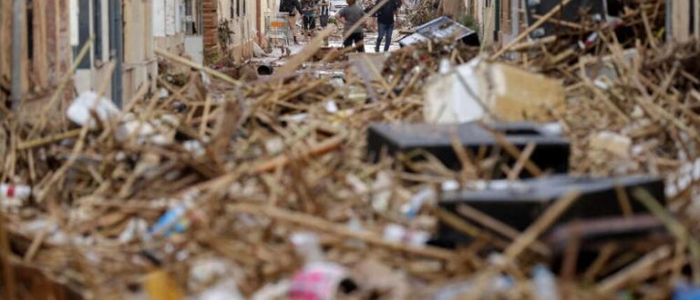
[423,58,566,124]
[398,16,480,47]
[366,121,569,178]
[431,175,666,249]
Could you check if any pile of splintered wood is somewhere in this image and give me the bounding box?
[1,1,700,299]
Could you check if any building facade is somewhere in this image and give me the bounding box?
[1,0,73,103]
[202,0,262,63]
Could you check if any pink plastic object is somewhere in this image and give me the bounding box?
[288,261,348,300]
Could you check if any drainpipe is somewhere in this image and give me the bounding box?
[494,0,500,42]
[665,0,671,41]
[511,0,519,41]
[109,0,123,108]
[10,0,25,113]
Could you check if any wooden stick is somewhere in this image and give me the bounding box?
[507,142,536,180]
[317,0,393,64]
[228,203,457,261]
[18,128,82,150]
[583,243,618,283]
[633,188,700,284]
[0,210,16,300]
[491,0,573,59]
[37,61,116,202]
[595,246,671,296]
[274,26,335,77]
[155,49,241,87]
[456,204,551,257]
[29,37,93,138]
[480,122,543,177]
[509,36,557,52]
[504,191,581,260]
[199,93,213,137]
[531,13,584,29]
[23,226,48,262]
[251,134,346,173]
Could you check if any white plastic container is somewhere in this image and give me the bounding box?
[0,184,31,200]
[532,264,560,300]
[383,224,430,247]
[66,91,121,128]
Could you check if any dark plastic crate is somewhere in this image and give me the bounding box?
[366,121,570,178]
[432,175,666,248]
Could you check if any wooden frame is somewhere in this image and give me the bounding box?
[669,0,700,42]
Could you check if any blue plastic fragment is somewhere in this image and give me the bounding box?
[674,282,700,300]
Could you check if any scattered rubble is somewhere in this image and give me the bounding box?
[1,1,700,299]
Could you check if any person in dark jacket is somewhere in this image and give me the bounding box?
[280,0,303,44]
[374,0,401,52]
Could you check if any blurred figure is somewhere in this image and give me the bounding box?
[301,0,318,42]
[336,0,366,52]
[374,0,401,52]
[280,0,303,44]
[364,1,378,32]
[319,0,331,45]
[319,0,330,28]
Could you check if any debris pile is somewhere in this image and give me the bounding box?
[1,1,700,299]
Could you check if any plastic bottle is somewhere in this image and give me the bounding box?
[532,264,560,300]
[673,279,700,300]
[402,188,436,219]
[148,204,188,238]
[0,184,31,200]
[146,191,199,239]
[433,275,514,300]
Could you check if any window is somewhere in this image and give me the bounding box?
[76,0,91,69]
[236,0,241,16]
[93,0,102,61]
[230,0,234,18]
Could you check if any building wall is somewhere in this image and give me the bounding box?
[153,0,187,54]
[1,0,72,101]
[202,0,259,62]
[71,0,159,107]
[124,0,158,102]
[668,0,700,42]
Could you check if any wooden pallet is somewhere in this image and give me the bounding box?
[669,0,700,42]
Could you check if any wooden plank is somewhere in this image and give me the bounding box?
[55,0,62,76]
[693,0,700,38]
[34,0,49,89]
[123,0,136,99]
[0,0,9,87]
[673,0,690,41]
[20,1,29,96]
[145,0,157,94]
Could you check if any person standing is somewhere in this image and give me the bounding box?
[319,0,330,46]
[374,0,401,52]
[301,0,318,41]
[280,0,303,44]
[319,0,330,28]
[336,0,365,52]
